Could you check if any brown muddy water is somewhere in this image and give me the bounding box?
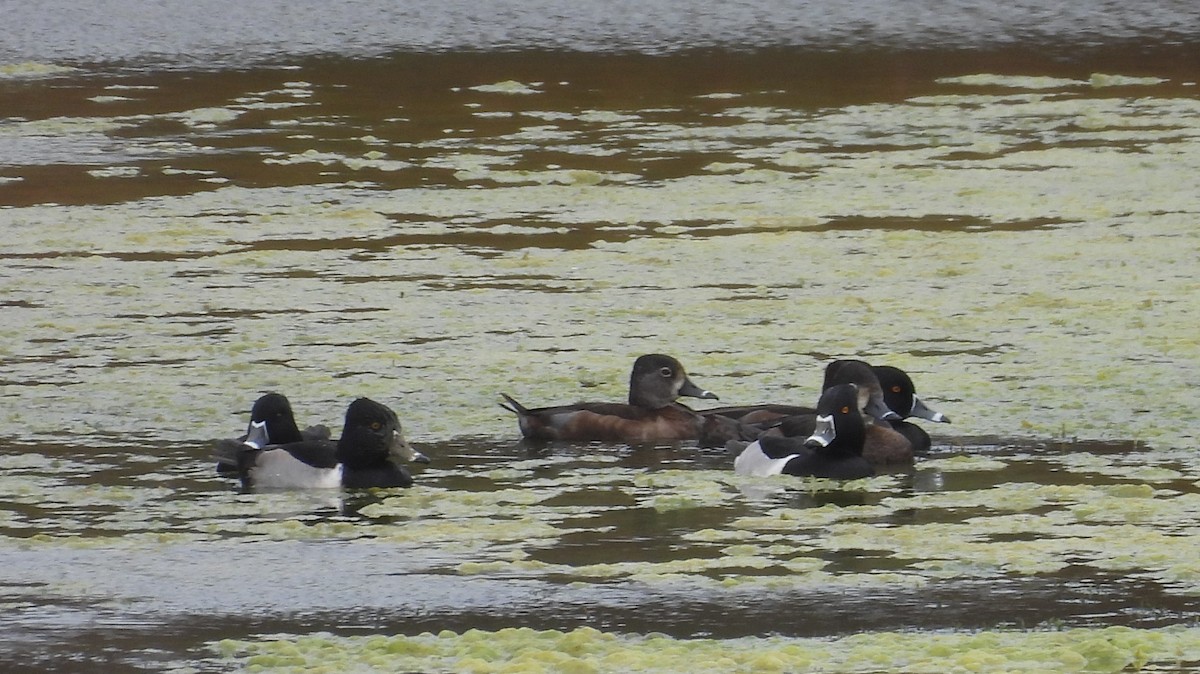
[4,2,1200,672]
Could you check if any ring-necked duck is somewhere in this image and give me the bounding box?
[693,397,808,446]
[214,392,330,475]
[873,365,951,453]
[500,353,719,443]
[216,397,430,489]
[822,360,903,422]
[769,360,913,464]
[698,359,899,437]
[712,359,940,464]
[733,384,873,479]
[700,359,901,445]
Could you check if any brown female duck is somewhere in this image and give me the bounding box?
[501,354,719,443]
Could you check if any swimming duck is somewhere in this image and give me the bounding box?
[873,365,951,452]
[733,383,873,479]
[699,359,898,431]
[821,360,903,422]
[707,359,915,463]
[500,353,719,443]
[770,360,913,464]
[214,392,330,475]
[216,397,430,489]
[696,404,806,447]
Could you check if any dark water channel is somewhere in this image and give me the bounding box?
[4,1,1200,672]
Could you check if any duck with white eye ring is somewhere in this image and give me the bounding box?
[500,353,719,443]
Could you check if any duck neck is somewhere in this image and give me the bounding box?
[336,429,383,469]
[829,417,867,457]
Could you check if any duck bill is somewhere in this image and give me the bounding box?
[678,378,719,401]
[804,414,837,448]
[243,420,269,450]
[865,393,902,421]
[910,395,950,423]
[389,430,430,464]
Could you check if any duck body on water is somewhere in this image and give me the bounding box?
[213,392,330,475]
[715,358,951,478]
[733,383,875,479]
[215,396,430,490]
[500,354,719,443]
[214,355,948,489]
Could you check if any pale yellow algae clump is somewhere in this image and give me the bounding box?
[920,456,1010,472]
[213,625,1200,673]
[469,80,541,95]
[1089,73,1169,87]
[86,166,141,179]
[174,106,242,126]
[455,168,635,185]
[0,61,80,78]
[935,74,1087,89]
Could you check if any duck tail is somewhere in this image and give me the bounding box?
[213,419,269,476]
[499,393,529,416]
[212,438,251,475]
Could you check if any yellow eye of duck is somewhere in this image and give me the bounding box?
[840,406,850,414]
[370,421,382,430]
[892,385,902,393]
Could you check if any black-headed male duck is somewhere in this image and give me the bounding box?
[873,365,951,453]
[214,392,330,475]
[698,359,897,432]
[733,383,873,479]
[770,360,913,465]
[216,397,430,489]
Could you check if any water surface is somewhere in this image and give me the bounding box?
[3,1,1200,672]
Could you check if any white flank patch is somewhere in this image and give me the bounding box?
[733,441,796,477]
[251,450,343,489]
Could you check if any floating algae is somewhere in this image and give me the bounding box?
[210,624,1200,673]
[4,65,1200,672]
